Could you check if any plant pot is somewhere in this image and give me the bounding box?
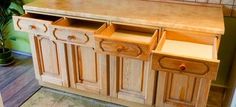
[0,48,15,66]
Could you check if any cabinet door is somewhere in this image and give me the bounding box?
[110,56,156,105]
[67,45,109,95]
[156,71,211,107]
[29,35,69,87]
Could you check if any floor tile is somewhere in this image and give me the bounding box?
[21,88,65,107]
[21,87,124,107]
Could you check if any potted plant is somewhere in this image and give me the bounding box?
[0,0,24,66]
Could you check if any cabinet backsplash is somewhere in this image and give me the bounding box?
[149,0,236,17]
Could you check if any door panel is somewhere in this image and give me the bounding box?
[156,71,211,107]
[68,45,108,94]
[30,35,68,86]
[40,38,59,75]
[166,73,199,105]
[110,56,156,105]
[120,58,144,93]
[80,47,97,83]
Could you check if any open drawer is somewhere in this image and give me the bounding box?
[51,18,107,47]
[95,23,159,60]
[13,13,61,36]
[152,29,220,79]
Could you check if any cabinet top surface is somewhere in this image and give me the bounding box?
[24,0,225,34]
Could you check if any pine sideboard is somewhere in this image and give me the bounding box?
[13,0,225,106]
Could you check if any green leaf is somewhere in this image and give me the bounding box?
[9,2,24,15]
[0,0,24,49]
[9,36,16,41]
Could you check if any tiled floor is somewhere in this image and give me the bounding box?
[21,86,225,107]
[21,87,124,107]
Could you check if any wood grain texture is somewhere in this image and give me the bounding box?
[67,45,108,94]
[109,56,156,105]
[152,29,220,80]
[13,13,60,36]
[11,1,224,106]
[95,24,158,60]
[0,93,3,107]
[50,18,107,47]
[23,0,224,34]
[0,54,40,107]
[155,71,212,107]
[30,35,69,87]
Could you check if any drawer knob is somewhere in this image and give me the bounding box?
[117,45,125,52]
[179,64,186,71]
[30,25,36,30]
[67,35,75,41]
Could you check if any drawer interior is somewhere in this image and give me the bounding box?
[23,13,61,22]
[53,18,105,32]
[99,24,157,44]
[156,30,218,59]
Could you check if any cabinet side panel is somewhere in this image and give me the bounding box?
[29,35,41,80]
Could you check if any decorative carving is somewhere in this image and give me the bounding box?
[52,28,89,44]
[43,24,48,33]
[16,19,22,30]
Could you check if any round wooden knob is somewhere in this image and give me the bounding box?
[117,45,124,52]
[30,25,36,30]
[179,64,186,71]
[67,35,75,41]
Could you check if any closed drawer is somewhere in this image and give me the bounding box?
[13,13,61,35]
[152,29,220,79]
[51,18,107,47]
[95,24,159,60]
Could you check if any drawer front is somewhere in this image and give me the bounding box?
[51,27,94,47]
[96,39,151,60]
[152,53,219,79]
[13,16,52,35]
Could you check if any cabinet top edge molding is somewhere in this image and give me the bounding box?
[23,0,225,34]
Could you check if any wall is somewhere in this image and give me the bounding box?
[230,60,236,107]
[216,17,236,86]
[5,0,35,53]
[151,0,236,17]
[223,51,236,107]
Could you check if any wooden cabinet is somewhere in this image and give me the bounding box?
[13,0,224,106]
[152,29,220,107]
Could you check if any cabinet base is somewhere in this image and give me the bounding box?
[38,81,153,107]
